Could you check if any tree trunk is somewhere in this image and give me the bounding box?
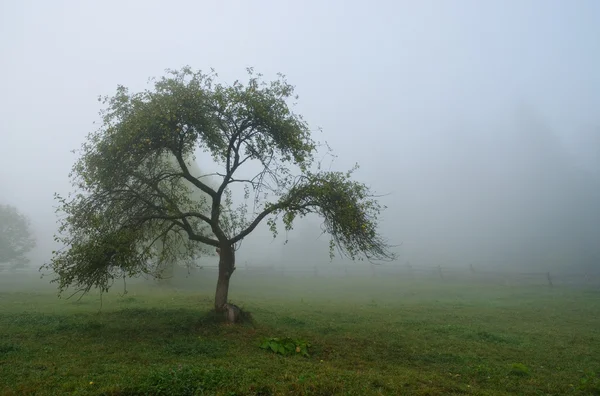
[214,244,235,312]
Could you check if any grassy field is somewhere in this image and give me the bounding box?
[0,271,599,395]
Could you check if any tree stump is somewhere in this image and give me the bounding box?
[223,303,241,323]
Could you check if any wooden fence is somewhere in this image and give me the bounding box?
[187,262,600,287]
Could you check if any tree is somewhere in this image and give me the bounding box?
[0,204,36,270]
[44,67,395,316]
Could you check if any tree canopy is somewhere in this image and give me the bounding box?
[45,67,395,309]
[0,204,36,270]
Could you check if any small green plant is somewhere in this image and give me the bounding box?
[259,337,311,357]
[577,371,600,393]
[509,363,530,376]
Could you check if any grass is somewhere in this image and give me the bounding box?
[0,272,599,395]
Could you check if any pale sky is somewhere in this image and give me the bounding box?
[1,0,599,269]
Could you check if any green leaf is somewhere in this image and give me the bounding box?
[269,343,278,353]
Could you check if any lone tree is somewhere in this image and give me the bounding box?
[45,67,395,315]
[0,204,36,270]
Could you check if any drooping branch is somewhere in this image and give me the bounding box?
[229,170,396,262]
[229,201,297,245]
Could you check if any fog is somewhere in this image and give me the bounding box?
[1,0,599,278]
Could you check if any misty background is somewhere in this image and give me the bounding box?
[1,0,599,276]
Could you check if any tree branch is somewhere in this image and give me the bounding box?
[170,219,219,247]
[133,212,213,229]
[172,149,217,199]
[229,200,315,245]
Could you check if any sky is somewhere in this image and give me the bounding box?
[1,0,599,271]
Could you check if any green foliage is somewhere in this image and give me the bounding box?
[576,371,600,393]
[268,165,394,261]
[47,66,394,298]
[260,337,311,357]
[0,204,36,269]
[509,362,530,376]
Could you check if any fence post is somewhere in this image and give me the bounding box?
[547,271,553,287]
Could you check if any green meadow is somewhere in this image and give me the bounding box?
[1,271,599,395]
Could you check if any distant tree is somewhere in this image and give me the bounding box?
[0,204,36,270]
[44,67,395,319]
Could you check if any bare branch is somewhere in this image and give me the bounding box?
[172,149,217,199]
